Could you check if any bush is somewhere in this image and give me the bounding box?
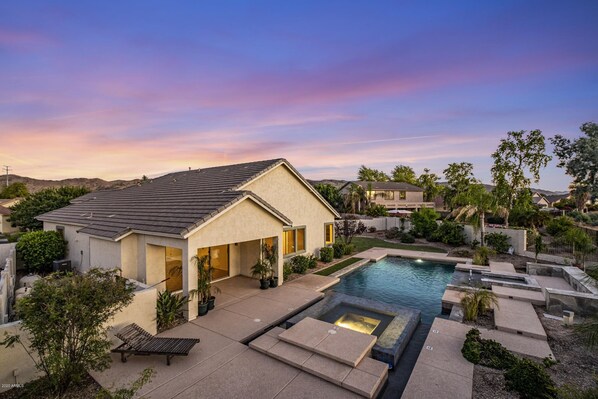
[3,269,135,395]
[461,329,517,369]
[16,230,67,273]
[332,242,347,258]
[570,210,598,226]
[473,246,495,266]
[385,227,401,239]
[365,204,389,217]
[156,290,188,331]
[460,289,498,322]
[320,247,334,263]
[485,232,511,254]
[367,226,377,233]
[290,255,310,274]
[306,254,318,269]
[411,208,439,238]
[505,358,556,399]
[461,329,482,364]
[344,244,355,255]
[283,262,293,279]
[400,233,415,243]
[546,216,575,236]
[430,221,465,246]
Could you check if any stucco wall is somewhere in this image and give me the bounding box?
[243,164,336,256]
[120,235,138,280]
[240,240,260,277]
[463,225,527,255]
[108,283,158,337]
[0,322,38,392]
[89,237,121,270]
[43,222,90,271]
[1,215,19,234]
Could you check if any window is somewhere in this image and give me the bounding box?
[283,227,306,256]
[399,191,406,200]
[384,191,395,200]
[196,245,230,280]
[165,247,183,291]
[55,225,65,238]
[325,223,334,245]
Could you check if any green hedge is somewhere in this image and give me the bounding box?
[16,231,67,273]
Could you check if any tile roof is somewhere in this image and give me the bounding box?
[0,205,10,216]
[37,159,296,240]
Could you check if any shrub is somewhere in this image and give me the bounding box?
[385,227,401,239]
[16,230,66,273]
[470,239,480,249]
[306,254,318,269]
[546,216,575,236]
[156,290,188,331]
[2,269,135,395]
[460,289,498,321]
[344,244,355,255]
[411,208,439,238]
[431,221,465,246]
[332,242,347,258]
[365,204,389,217]
[505,358,557,399]
[472,246,495,266]
[320,247,334,263]
[290,255,310,274]
[461,329,482,364]
[283,262,293,279]
[367,226,377,233]
[400,233,415,243]
[485,232,511,254]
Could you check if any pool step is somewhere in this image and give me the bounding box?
[250,325,387,398]
[277,317,377,367]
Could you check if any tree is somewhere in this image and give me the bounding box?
[410,208,439,238]
[562,228,596,271]
[508,189,548,228]
[344,183,367,214]
[314,183,343,211]
[8,186,90,230]
[491,130,552,222]
[391,165,417,185]
[452,184,508,246]
[16,230,66,272]
[0,182,29,199]
[334,216,366,244]
[365,204,388,217]
[443,162,477,210]
[2,269,135,395]
[417,168,441,202]
[552,122,598,200]
[357,165,389,181]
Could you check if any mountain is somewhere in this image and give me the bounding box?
[3,174,139,194]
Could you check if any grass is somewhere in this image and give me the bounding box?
[315,257,361,276]
[351,237,447,254]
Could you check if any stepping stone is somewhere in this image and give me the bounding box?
[494,298,547,340]
[492,285,545,305]
[489,261,516,273]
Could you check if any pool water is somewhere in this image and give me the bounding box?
[330,256,455,397]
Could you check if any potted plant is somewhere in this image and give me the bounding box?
[251,259,271,289]
[262,243,278,288]
[191,255,221,315]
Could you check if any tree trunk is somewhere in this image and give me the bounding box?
[480,212,486,246]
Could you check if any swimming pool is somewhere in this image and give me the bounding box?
[330,256,455,398]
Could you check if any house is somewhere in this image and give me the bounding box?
[0,198,22,234]
[531,192,549,208]
[38,159,339,320]
[340,181,435,211]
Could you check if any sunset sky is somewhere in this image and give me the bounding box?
[1,1,597,190]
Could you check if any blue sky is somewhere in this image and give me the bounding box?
[1,0,597,190]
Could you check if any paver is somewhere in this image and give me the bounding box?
[489,261,516,273]
[492,285,545,305]
[494,298,547,340]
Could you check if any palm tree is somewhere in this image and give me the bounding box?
[344,184,367,214]
[461,288,499,321]
[452,184,508,247]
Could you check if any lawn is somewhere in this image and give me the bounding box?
[315,257,361,276]
[351,236,447,253]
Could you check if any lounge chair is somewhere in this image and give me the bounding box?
[111,323,200,365]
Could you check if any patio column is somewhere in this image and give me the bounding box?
[184,247,198,320]
[276,235,284,285]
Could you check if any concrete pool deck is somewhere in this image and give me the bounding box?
[353,247,472,264]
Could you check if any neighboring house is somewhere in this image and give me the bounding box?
[545,193,571,208]
[340,181,435,211]
[38,159,338,320]
[0,198,22,234]
[531,192,549,208]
